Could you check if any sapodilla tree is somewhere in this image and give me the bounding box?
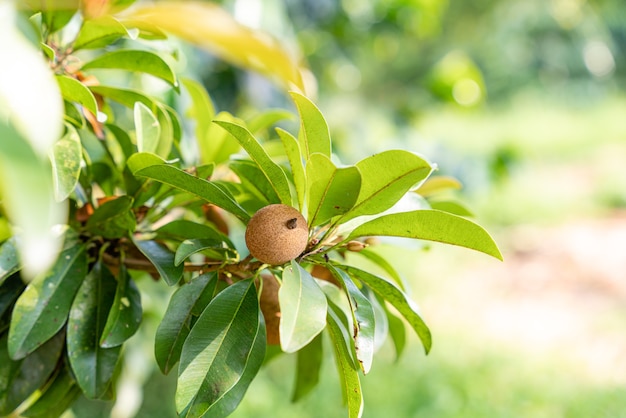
[0,1,502,418]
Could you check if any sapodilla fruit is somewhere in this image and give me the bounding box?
[245,204,308,264]
[257,273,281,345]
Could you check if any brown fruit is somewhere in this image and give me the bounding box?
[257,273,281,345]
[245,204,308,265]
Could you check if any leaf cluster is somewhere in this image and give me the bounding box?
[0,2,501,418]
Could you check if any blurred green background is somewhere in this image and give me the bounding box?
[68,0,626,417]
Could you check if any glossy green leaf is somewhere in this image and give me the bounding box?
[81,49,178,89]
[0,238,20,286]
[100,265,142,348]
[230,159,279,206]
[214,121,292,205]
[327,265,375,374]
[306,153,361,227]
[133,239,183,286]
[85,196,136,239]
[341,150,433,221]
[21,367,81,418]
[290,92,331,159]
[201,318,265,417]
[174,239,236,266]
[73,15,128,50]
[126,2,305,92]
[50,124,81,201]
[279,261,327,353]
[340,265,432,354]
[67,261,121,399]
[155,273,218,374]
[8,245,87,360]
[55,75,98,116]
[326,306,363,418]
[292,333,323,402]
[134,102,161,155]
[429,200,474,217]
[0,331,65,415]
[176,279,265,417]
[348,209,502,260]
[139,166,249,222]
[276,128,306,211]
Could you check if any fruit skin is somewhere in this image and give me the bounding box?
[245,204,308,265]
[256,273,281,345]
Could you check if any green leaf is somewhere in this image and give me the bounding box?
[181,78,214,163]
[85,196,137,239]
[326,307,363,418]
[339,264,432,354]
[327,266,375,374]
[0,274,25,319]
[414,175,462,197]
[247,109,293,134]
[383,302,406,361]
[134,101,161,154]
[174,239,236,266]
[354,248,406,290]
[214,121,292,205]
[55,75,98,116]
[73,16,128,50]
[8,245,87,360]
[291,333,323,402]
[0,238,20,286]
[306,153,361,227]
[155,102,175,159]
[229,159,279,206]
[429,200,474,217]
[129,155,250,222]
[341,150,433,221]
[176,279,265,418]
[133,239,183,286]
[100,265,142,348]
[42,7,77,33]
[155,273,218,374]
[89,85,154,109]
[21,368,81,418]
[0,331,65,416]
[290,92,331,159]
[276,128,306,212]
[279,261,327,353]
[50,124,82,201]
[67,261,121,399]
[348,209,502,260]
[155,220,232,247]
[81,50,178,90]
[201,319,265,418]
[120,18,168,40]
